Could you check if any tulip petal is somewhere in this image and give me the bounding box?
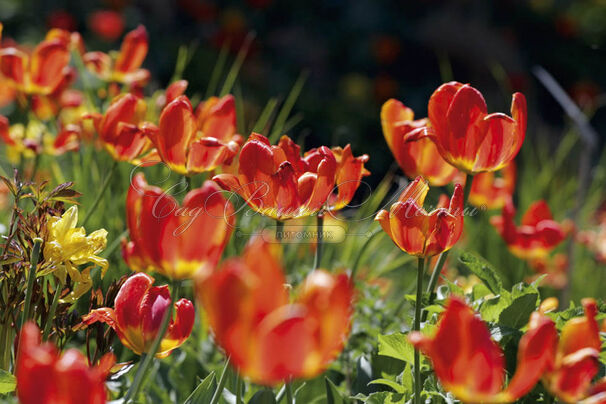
[29,39,70,93]
[196,94,237,142]
[114,25,148,74]
[186,136,239,173]
[256,305,312,384]
[160,298,196,356]
[329,145,369,210]
[0,48,27,88]
[114,272,153,333]
[165,80,188,105]
[389,201,428,256]
[154,96,197,174]
[409,297,505,402]
[502,312,557,400]
[446,84,487,166]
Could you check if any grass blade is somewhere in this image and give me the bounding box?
[219,32,256,97]
[268,70,309,143]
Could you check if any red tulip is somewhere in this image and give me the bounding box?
[16,322,115,404]
[195,236,354,385]
[83,25,150,85]
[468,161,517,210]
[83,272,195,357]
[122,172,234,279]
[375,176,464,257]
[381,98,458,186]
[427,82,527,174]
[88,10,125,41]
[213,132,369,220]
[409,297,557,403]
[0,37,70,95]
[143,94,242,175]
[490,198,567,259]
[319,144,369,211]
[542,299,602,403]
[86,93,154,163]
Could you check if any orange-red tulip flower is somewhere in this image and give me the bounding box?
[427,82,527,174]
[468,161,517,210]
[539,298,602,403]
[409,297,557,403]
[490,198,567,259]
[83,25,150,85]
[213,133,369,220]
[144,94,242,175]
[381,98,458,186]
[16,322,115,404]
[83,272,195,358]
[196,236,353,385]
[86,93,154,163]
[317,144,369,211]
[0,36,70,95]
[375,176,464,257]
[122,172,234,279]
[88,10,125,41]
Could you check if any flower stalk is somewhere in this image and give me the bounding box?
[413,256,425,404]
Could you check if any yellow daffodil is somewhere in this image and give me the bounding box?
[44,206,108,302]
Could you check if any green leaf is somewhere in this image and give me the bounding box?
[248,389,277,404]
[378,333,414,364]
[325,377,349,404]
[499,292,539,329]
[400,363,413,396]
[184,371,216,404]
[367,379,405,394]
[458,252,503,294]
[358,391,405,403]
[0,369,16,394]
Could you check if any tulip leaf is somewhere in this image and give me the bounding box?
[377,333,414,364]
[499,292,539,329]
[0,369,16,394]
[248,389,277,404]
[400,363,413,395]
[458,252,503,295]
[184,371,217,404]
[357,391,406,403]
[368,379,406,394]
[325,377,349,404]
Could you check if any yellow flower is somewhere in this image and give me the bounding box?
[44,206,108,302]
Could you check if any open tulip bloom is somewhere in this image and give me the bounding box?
[0,34,70,95]
[122,172,235,279]
[213,132,369,220]
[541,299,605,403]
[491,198,567,259]
[409,297,557,403]
[0,20,604,402]
[86,93,155,164]
[16,322,115,404]
[144,94,242,175]
[83,25,150,85]
[426,81,527,174]
[381,98,459,186]
[83,272,195,358]
[375,176,464,257]
[196,236,354,385]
